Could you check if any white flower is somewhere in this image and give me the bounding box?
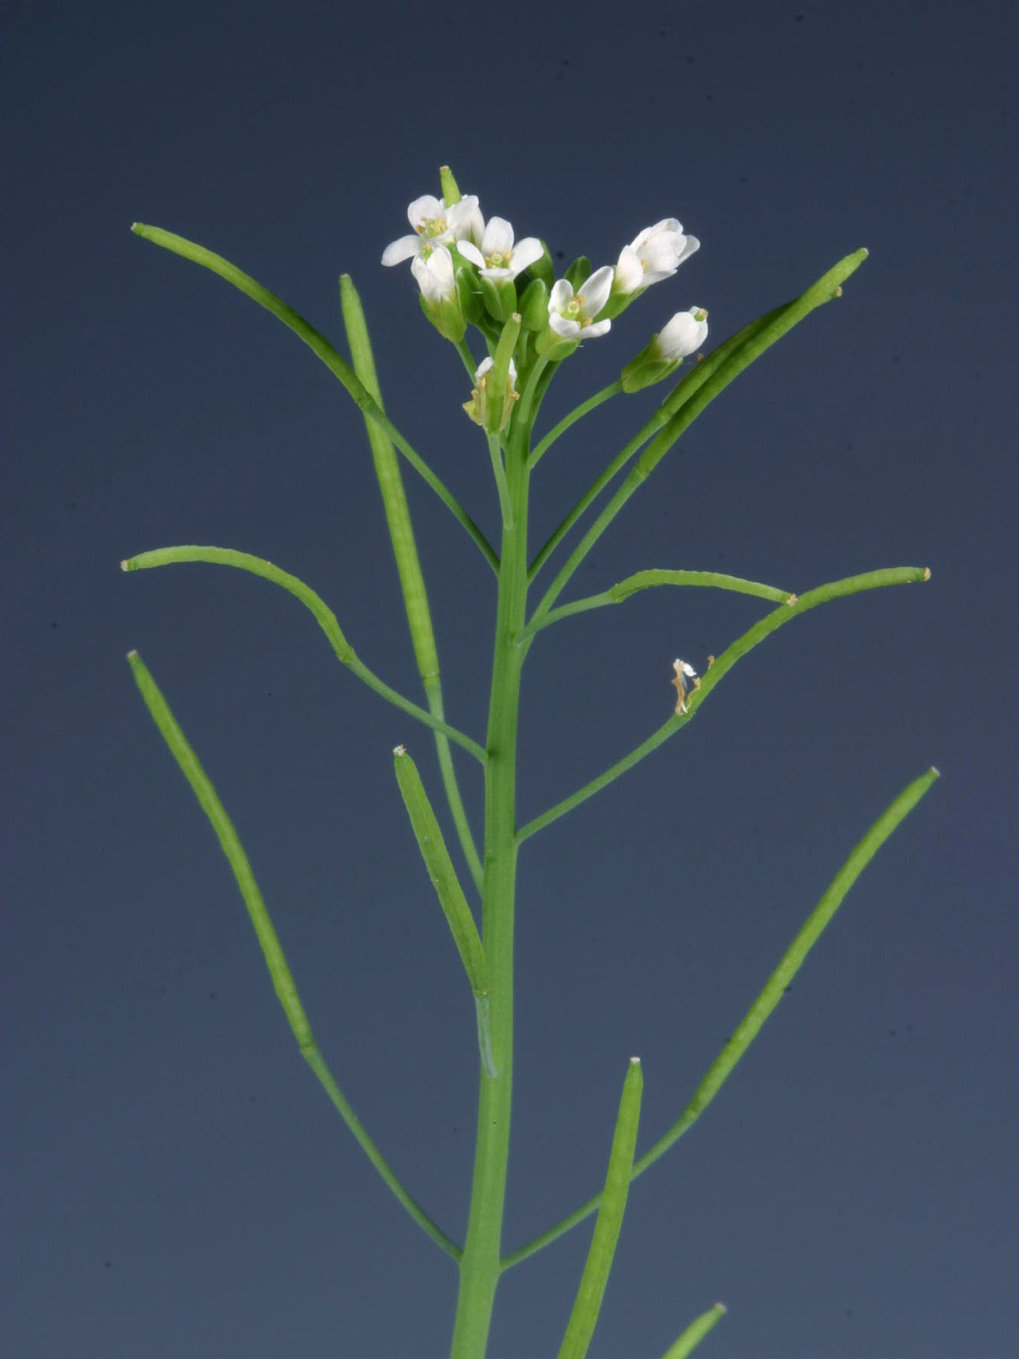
[382,194,484,266]
[547,266,614,339]
[410,245,456,304]
[614,219,700,294]
[457,217,544,281]
[653,307,709,361]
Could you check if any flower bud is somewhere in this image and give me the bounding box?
[518,277,549,331]
[479,275,518,324]
[620,308,708,393]
[564,255,593,291]
[654,307,709,360]
[454,256,483,326]
[412,245,466,342]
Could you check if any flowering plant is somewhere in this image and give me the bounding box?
[124,165,936,1358]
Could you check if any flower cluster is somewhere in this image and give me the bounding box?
[382,168,707,416]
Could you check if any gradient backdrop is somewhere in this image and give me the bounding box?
[5,3,1017,1356]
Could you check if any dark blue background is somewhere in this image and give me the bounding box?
[5,2,1016,1356]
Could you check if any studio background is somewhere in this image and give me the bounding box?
[5,3,1016,1357]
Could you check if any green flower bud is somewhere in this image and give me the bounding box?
[454,257,483,325]
[480,275,518,324]
[620,307,708,392]
[518,277,550,331]
[564,255,592,290]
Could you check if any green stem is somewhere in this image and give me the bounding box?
[516,355,551,429]
[528,380,622,470]
[131,224,498,574]
[504,765,940,1269]
[126,650,460,1260]
[528,421,659,581]
[340,275,483,888]
[121,547,486,764]
[487,434,515,530]
[448,424,532,1358]
[518,567,929,840]
[526,307,790,584]
[425,679,485,892]
[529,250,868,619]
[519,569,792,640]
[455,336,481,379]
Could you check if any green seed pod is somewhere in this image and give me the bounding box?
[439,164,461,204]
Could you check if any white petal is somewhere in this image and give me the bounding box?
[614,245,645,294]
[548,278,574,313]
[407,195,444,230]
[643,236,683,271]
[656,308,708,359]
[580,265,614,316]
[629,219,681,251]
[382,235,422,266]
[482,216,515,255]
[411,246,455,302]
[549,312,581,338]
[456,241,485,268]
[509,237,544,273]
[449,196,484,244]
[583,318,612,338]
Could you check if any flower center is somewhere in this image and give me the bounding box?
[417,214,448,240]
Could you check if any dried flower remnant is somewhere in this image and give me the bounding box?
[671,658,699,714]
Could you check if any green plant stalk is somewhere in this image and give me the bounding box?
[527,305,794,582]
[448,418,532,1358]
[121,546,486,763]
[127,224,937,1354]
[519,566,929,840]
[524,568,792,635]
[504,765,940,1267]
[125,650,461,1260]
[529,250,868,622]
[131,223,498,574]
[393,746,495,1077]
[340,275,483,889]
[528,379,622,469]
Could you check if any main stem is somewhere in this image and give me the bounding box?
[448,432,530,1358]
